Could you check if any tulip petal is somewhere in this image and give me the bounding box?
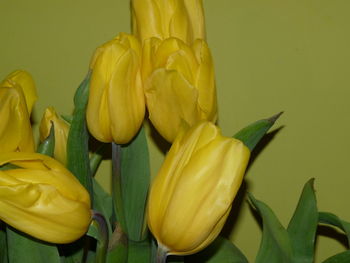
[145,69,200,142]
[0,86,35,153]
[87,33,143,144]
[0,152,91,244]
[2,70,38,115]
[148,122,250,255]
[109,49,145,144]
[183,0,206,41]
[131,0,163,40]
[192,40,217,121]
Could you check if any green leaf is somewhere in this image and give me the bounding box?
[64,73,93,263]
[322,250,350,263]
[0,223,8,263]
[127,240,151,263]
[66,72,93,199]
[6,227,60,263]
[121,127,150,241]
[37,124,55,156]
[186,236,248,263]
[233,112,282,151]
[287,179,318,263]
[318,212,350,244]
[248,193,293,263]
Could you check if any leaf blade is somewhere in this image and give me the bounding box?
[287,179,318,263]
[121,127,150,241]
[248,193,293,263]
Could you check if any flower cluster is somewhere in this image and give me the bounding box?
[86,0,216,144]
[85,0,250,257]
[0,71,91,244]
[0,0,251,259]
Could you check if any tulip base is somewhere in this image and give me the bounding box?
[156,244,168,263]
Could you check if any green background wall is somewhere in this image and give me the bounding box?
[1,0,350,262]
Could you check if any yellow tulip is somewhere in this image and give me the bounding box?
[147,121,250,256]
[0,152,91,244]
[1,70,38,115]
[39,107,70,164]
[143,37,217,142]
[0,85,35,153]
[131,0,206,44]
[86,33,145,144]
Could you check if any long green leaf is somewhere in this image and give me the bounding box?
[121,127,150,241]
[6,227,60,263]
[319,212,350,244]
[248,193,293,263]
[233,112,282,151]
[322,250,350,263]
[287,179,318,263]
[66,72,93,197]
[186,236,248,263]
[64,73,93,263]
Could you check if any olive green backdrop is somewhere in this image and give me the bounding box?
[1,0,350,262]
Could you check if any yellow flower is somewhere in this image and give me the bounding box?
[0,152,91,244]
[86,33,145,144]
[147,121,250,255]
[131,0,205,44]
[0,81,35,153]
[1,70,38,115]
[143,37,217,142]
[39,107,70,164]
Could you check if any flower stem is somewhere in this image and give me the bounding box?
[92,211,109,263]
[156,245,168,263]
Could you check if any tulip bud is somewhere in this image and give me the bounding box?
[0,83,35,153]
[39,107,70,164]
[143,37,217,142]
[86,33,145,144]
[131,0,206,44]
[1,70,38,115]
[0,152,91,244]
[147,121,250,255]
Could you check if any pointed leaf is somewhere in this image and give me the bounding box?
[319,212,350,244]
[121,127,150,241]
[233,112,282,151]
[287,179,318,263]
[66,72,93,198]
[322,250,350,263]
[186,236,248,263]
[6,227,60,263]
[64,73,93,263]
[248,193,293,263]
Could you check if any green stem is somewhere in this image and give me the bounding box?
[90,143,108,176]
[92,211,109,263]
[156,244,168,263]
[111,143,128,234]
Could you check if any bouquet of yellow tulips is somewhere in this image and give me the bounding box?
[1,1,350,263]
